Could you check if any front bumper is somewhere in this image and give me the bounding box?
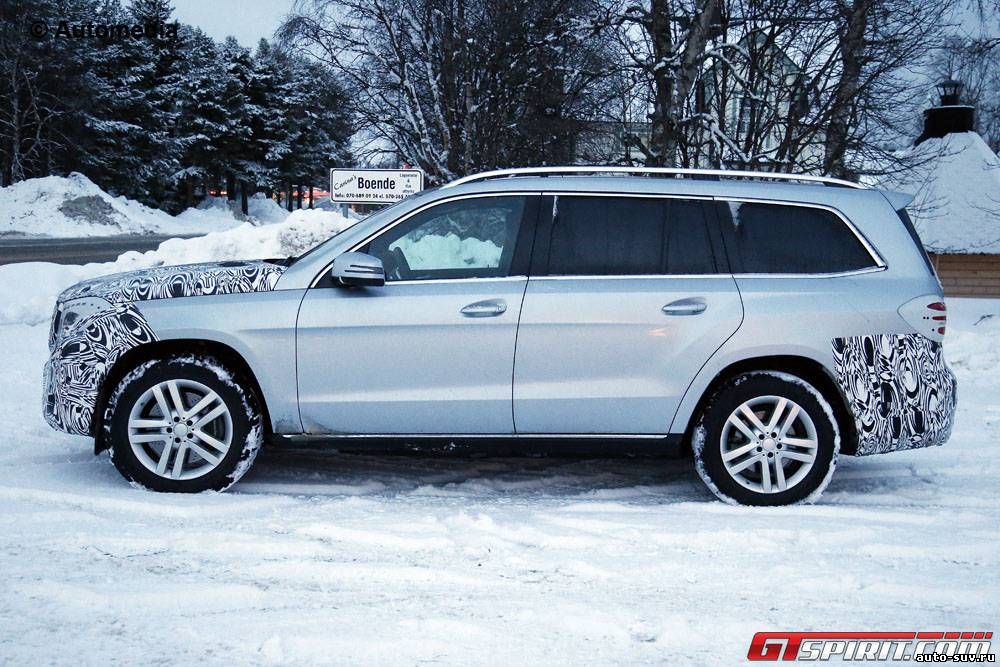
[43,353,96,436]
[43,303,157,437]
[833,333,957,456]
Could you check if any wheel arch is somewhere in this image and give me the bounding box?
[677,355,858,456]
[92,339,272,453]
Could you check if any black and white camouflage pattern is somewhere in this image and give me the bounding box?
[832,334,957,456]
[45,260,286,436]
[59,260,286,304]
[44,304,157,435]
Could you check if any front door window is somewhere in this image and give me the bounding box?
[364,196,526,281]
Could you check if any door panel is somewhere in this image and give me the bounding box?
[513,276,743,434]
[297,278,527,434]
[295,192,538,435]
[513,194,741,435]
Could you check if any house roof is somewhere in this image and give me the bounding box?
[882,132,1000,254]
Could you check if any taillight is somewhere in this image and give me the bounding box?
[927,301,947,336]
[898,296,947,342]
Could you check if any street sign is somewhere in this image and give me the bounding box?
[329,168,424,204]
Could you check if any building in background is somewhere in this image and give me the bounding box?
[884,80,1000,297]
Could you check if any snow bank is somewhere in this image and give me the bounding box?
[145,208,355,265]
[0,173,245,238]
[943,297,1000,387]
[184,194,289,225]
[0,208,356,326]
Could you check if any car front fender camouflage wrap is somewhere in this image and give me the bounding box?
[44,304,157,436]
[44,260,289,436]
[832,334,957,456]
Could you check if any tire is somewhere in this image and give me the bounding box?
[693,371,839,506]
[103,354,264,492]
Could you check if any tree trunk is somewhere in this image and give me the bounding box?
[824,0,870,179]
[296,183,303,209]
[286,181,293,212]
[645,0,674,166]
[226,172,236,201]
[240,181,249,216]
[308,184,314,209]
[643,0,716,166]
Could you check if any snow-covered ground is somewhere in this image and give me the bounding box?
[0,174,293,238]
[1,274,998,663]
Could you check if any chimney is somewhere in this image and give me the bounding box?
[915,78,975,145]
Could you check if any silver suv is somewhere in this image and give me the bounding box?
[43,167,957,505]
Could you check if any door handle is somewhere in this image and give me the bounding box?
[662,297,707,316]
[461,299,507,317]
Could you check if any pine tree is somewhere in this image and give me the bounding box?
[215,37,255,211]
[173,28,227,208]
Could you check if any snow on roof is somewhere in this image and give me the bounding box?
[881,132,1000,254]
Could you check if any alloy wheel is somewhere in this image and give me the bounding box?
[719,395,818,494]
[127,378,234,481]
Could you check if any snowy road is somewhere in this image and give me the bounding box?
[2,302,999,665]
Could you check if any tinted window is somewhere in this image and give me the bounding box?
[365,196,526,281]
[546,196,717,275]
[721,202,876,274]
[896,208,936,276]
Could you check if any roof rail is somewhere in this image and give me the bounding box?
[443,166,865,189]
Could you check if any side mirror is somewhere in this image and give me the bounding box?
[329,251,386,287]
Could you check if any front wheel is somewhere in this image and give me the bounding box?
[693,371,839,506]
[103,354,264,492]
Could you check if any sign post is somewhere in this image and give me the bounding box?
[330,168,424,206]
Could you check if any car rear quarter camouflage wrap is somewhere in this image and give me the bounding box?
[44,303,157,436]
[832,334,957,456]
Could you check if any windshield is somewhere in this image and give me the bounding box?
[290,189,440,264]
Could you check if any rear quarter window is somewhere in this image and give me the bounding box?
[718,201,876,274]
[895,208,936,276]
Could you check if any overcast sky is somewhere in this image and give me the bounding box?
[170,0,295,48]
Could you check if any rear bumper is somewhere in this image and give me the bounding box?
[833,334,957,456]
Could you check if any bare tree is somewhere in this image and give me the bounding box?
[279,0,611,183]
[607,0,727,166]
[0,6,63,185]
[818,0,948,178]
[607,0,948,178]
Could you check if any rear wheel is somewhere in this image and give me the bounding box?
[103,354,263,492]
[693,371,839,505]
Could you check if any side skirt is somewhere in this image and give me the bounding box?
[267,433,686,458]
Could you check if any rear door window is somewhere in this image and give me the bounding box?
[718,201,877,274]
[544,196,718,275]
